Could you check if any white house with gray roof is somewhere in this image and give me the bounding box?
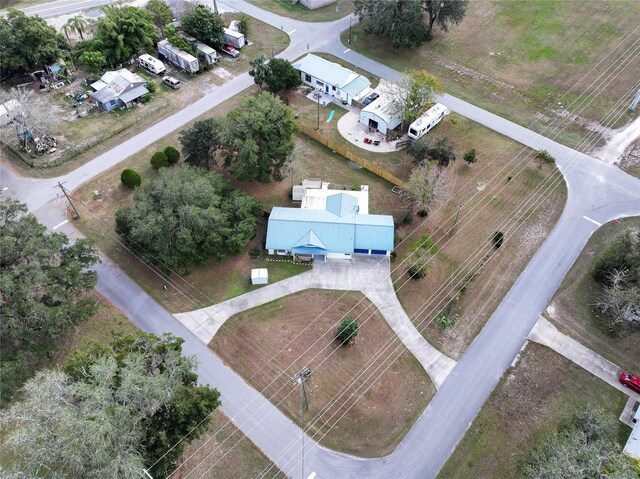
[90,69,148,112]
[292,54,371,106]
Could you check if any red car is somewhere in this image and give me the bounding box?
[620,372,640,393]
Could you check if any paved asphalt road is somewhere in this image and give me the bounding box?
[2,1,639,478]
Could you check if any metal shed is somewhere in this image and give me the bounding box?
[251,268,269,285]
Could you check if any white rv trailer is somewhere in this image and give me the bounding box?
[407,103,450,140]
[137,54,166,75]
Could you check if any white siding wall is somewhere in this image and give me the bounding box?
[359,110,389,134]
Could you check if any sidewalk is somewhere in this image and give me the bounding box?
[174,256,456,389]
[528,317,640,401]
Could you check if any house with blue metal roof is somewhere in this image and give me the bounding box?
[292,54,371,106]
[266,184,394,261]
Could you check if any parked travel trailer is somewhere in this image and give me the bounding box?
[223,27,245,49]
[137,54,166,75]
[157,39,199,74]
[407,103,450,140]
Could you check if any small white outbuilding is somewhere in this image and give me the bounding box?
[251,268,269,285]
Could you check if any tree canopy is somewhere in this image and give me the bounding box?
[264,58,302,93]
[520,406,638,479]
[249,54,269,90]
[0,9,64,73]
[93,5,157,67]
[591,230,640,334]
[1,332,220,479]
[179,117,225,168]
[387,70,444,125]
[354,0,468,48]
[182,5,224,49]
[145,0,174,30]
[403,161,450,216]
[0,199,99,405]
[221,92,297,182]
[115,165,262,272]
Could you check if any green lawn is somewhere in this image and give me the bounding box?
[342,0,640,151]
[438,343,632,479]
[247,0,354,22]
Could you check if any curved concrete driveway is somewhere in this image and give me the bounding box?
[175,256,457,389]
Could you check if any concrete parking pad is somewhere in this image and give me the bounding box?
[174,255,456,388]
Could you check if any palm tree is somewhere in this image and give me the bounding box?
[66,16,88,41]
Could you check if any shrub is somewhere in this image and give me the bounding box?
[336,318,359,345]
[140,93,152,103]
[121,168,141,188]
[408,263,427,279]
[435,311,456,330]
[150,151,169,170]
[402,213,413,224]
[535,149,555,168]
[464,148,477,166]
[493,231,504,248]
[248,247,261,259]
[146,80,157,94]
[164,146,180,165]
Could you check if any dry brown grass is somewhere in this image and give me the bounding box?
[175,410,286,479]
[438,343,631,479]
[544,217,640,372]
[210,289,435,457]
[390,116,567,359]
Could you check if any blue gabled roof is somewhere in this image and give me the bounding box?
[326,193,358,217]
[266,206,394,254]
[293,230,327,249]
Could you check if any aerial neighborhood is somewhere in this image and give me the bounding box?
[1,0,639,478]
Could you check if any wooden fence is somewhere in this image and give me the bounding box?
[297,124,406,188]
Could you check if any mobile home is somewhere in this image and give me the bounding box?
[157,39,199,74]
[407,103,450,140]
[223,27,245,49]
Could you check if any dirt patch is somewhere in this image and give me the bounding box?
[543,217,640,372]
[438,342,630,479]
[210,290,435,457]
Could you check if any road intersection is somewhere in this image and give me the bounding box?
[2,1,639,478]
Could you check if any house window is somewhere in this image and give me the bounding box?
[316,81,324,87]
[276,249,287,255]
[305,73,311,82]
[332,85,336,92]
[110,100,117,105]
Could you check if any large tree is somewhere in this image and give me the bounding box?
[403,161,451,216]
[354,0,429,49]
[0,199,99,405]
[354,0,468,48]
[92,5,157,67]
[1,333,220,479]
[520,406,637,479]
[182,4,224,49]
[386,70,444,126]
[424,0,468,36]
[0,9,64,73]
[264,58,301,93]
[115,165,262,272]
[145,0,174,30]
[221,92,297,182]
[179,117,225,169]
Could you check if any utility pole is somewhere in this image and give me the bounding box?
[316,94,320,130]
[293,367,311,479]
[212,0,218,14]
[55,181,79,219]
[348,16,352,44]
